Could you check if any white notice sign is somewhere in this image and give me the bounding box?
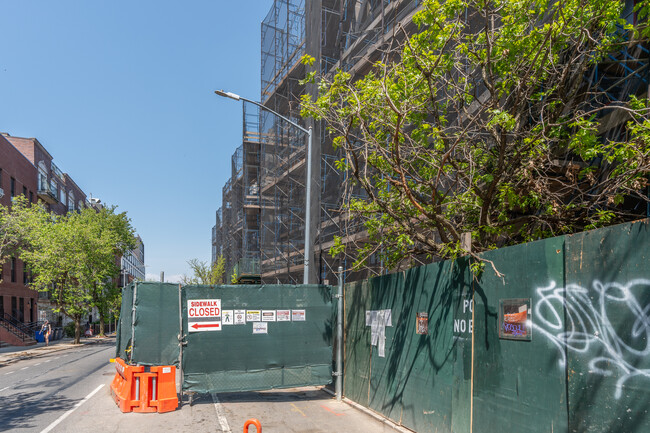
[222,310,234,325]
[261,310,276,322]
[247,310,261,322]
[253,322,268,334]
[277,310,291,321]
[188,299,222,332]
[292,310,306,321]
[234,309,246,325]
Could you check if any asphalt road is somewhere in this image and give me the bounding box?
[0,340,115,433]
[0,340,407,433]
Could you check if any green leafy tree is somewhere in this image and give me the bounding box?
[69,207,136,336]
[16,203,136,343]
[0,198,27,281]
[180,256,226,286]
[302,0,650,275]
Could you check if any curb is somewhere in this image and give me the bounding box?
[0,337,114,367]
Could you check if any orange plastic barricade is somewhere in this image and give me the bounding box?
[244,419,262,433]
[110,357,144,413]
[149,365,178,413]
[133,372,158,413]
[110,358,178,414]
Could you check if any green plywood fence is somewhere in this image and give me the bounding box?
[343,219,650,433]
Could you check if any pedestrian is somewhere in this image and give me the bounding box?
[41,320,52,346]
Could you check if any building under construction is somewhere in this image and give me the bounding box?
[212,0,649,285]
[212,0,423,284]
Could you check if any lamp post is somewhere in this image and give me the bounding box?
[215,90,314,285]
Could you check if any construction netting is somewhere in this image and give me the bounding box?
[116,282,333,394]
[115,282,181,366]
[181,284,332,393]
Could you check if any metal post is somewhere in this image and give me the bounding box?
[160,271,164,283]
[214,90,315,284]
[178,284,184,405]
[303,127,313,285]
[335,266,343,401]
[130,281,138,363]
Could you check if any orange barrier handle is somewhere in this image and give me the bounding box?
[243,418,262,433]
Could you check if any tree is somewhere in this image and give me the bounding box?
[16,203,136,343]
[180,256,226,286]
[0,198,26,281]
[69,207,136,336]
[302,0,650,275]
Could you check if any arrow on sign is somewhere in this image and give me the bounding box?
[192,323,220,330]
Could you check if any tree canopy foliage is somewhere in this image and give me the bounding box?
[302,0,650,274]
[180,256,226,286]
[10,197,136,343]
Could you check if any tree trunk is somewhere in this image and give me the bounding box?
[74,315,81,344]
[99,312,105,337]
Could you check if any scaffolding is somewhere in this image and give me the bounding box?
[214,1,423,285]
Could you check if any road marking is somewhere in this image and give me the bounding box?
[35,363,42,366]
[290,403,307,417]
[211,393,231,433]
[321,405,345,416]
[20,367,29,370]
[0,386,10,392]
[4,371,15,375]
[44,360,51,363]
[40,384,104,433]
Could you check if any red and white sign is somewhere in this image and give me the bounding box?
[189,321,221,332]
[188,299,222,332]
[188,299,221,318]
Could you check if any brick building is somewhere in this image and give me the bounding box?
[0,133,91,345]
[0,133,39,339]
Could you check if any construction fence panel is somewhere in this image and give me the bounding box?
[564,220,650,433]
[344,259,473,433]
[115,282,181,366]
[471,236,568,433]
[342,219,650,433]
[181,284,333,394]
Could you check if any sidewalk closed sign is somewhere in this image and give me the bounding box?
[188,299,222,332]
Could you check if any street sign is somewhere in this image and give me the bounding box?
[188,299,222,332]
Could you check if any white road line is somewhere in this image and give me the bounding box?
[40,384,104,433]
[211,393,231,433]
[35,363,42,366]
[44,360,51,363]
[4,371,15,375]
[20,367,29,370]
[0,386,10,392]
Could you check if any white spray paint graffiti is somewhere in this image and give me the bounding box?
[534,279,650,399]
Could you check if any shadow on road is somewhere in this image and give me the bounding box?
[0,391,77,431]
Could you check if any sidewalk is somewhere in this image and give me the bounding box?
[0,335,114,366]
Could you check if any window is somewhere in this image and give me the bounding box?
[10,177,15,197]
[11,257,16,283]
[38,161,48,191]
[0,167,3,188]
[29,191,33,203]
[23,186,27,198]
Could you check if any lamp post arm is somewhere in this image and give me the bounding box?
[236,96,310,135]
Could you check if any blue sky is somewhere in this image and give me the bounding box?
[0,0,273,282]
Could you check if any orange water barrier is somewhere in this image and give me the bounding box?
[244,418,262,433]
[110,357,178,413]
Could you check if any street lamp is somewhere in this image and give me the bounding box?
[215,89,314,285]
